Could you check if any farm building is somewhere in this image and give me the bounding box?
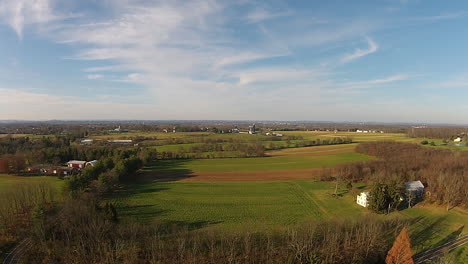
[0,159,7,173]
[249,124,256,134]
[405,180,424,198]
[86,160,98,167]
[107,139,133,144]
[81,139,94,145]
[454,137,462,143]
[110,126,129,133]
[67,160,87,169]
[356,192,370,207]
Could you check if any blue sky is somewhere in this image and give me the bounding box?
[0,0,468,123]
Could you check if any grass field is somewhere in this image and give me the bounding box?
[114,180,365,230]
[0,173,63,192]
[139,144,370,182]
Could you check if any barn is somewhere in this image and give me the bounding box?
[67,160,87,169]
[0,159,7,173]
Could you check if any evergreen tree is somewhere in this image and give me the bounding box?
[386,227,414,264]
[368,184,390,213]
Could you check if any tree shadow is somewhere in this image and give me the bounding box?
[136,159,195,183]
[410,215,449,252]
[433,225,464,248]
[113,160,224,231]
[156,220,224,232]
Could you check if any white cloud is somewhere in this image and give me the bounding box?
[246,8,291,23]
[0,88,162,120]
[341,37,378,63]
[0,0,64,37]
[411,12,466,22]
[336,74,410,91]
[87,74,103,80]
[2,0,460,122]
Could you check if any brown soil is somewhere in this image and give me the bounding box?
[266,144,356,157]
[140,168,322,182]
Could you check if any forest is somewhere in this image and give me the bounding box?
[319,141,468,210]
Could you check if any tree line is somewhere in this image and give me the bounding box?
[319,141,467,211]
[407,127,468,140]
[2,189,405,264]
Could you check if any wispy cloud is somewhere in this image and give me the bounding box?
[0,0,68,38]
[411,11,466,22]
[87,74,103,80]
[246,8,291,23]
[341,37,378,63]
[336,74,411,91]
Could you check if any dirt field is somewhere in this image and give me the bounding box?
[266,144,357,157]
[139,168,321,182]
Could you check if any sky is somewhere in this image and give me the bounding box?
[0,0,468,123]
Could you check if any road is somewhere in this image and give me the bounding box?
[413,235,468,264]
[2,239,31,264]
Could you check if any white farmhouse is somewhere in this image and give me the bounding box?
[454,137,462,143]
[357,192,370,207]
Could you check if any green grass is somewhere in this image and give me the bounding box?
[146,152,370,172]
[397,206,468,254]
[0,173,63,192]
[114,180,364,230]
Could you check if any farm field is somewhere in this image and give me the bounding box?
[139,144,370,181]
[400,206,468,258]
[0,173,63,192]
[114,180,365,230]
[114,178,468,255]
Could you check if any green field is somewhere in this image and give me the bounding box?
[0,174,63,192]
[147,151,369,173]
[114,180,365,230]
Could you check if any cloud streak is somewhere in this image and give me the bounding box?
[341,37,378,63]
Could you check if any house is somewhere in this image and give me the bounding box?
[266,132,271,136]
[107,139,133,145]
[249,124,256,134]
[357,192,370,207]
[454,137,462,143]
[81,139,94,145]
[405,181,424,198]
[86,160,98,167]
[110,126,129,133]
[67,160,87,169]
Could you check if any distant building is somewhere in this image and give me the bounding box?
[86,160,98,167]
[357,192,370,207]
[67,160,87,169]
[454,137,462,143]
[107,139,133,145]
[249,124,256,134]
[0,159,7,173]
[110,126,129,133]
[232,127,240,133]
[81,139,94,145]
